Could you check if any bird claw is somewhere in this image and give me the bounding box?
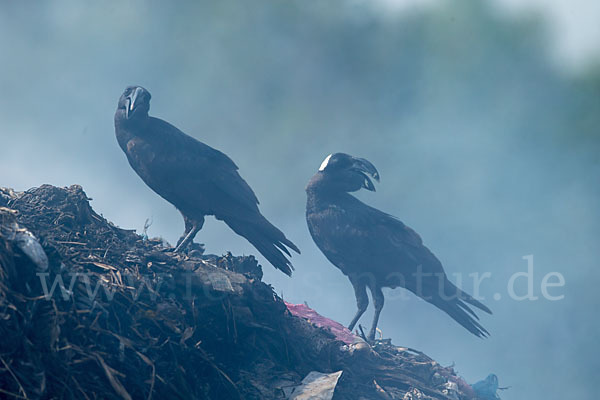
[169,242,205,256]
[363,326,385,346]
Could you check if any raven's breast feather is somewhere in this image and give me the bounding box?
[126,138,156,166]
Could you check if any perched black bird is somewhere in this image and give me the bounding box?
[306,153,491,340]
[114,86,299,275]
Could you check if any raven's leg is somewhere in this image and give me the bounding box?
[367,286,384,341]
[175,218,191,248]
[174,216,204,253]
[348,279,369,332]
[176,216,195,248]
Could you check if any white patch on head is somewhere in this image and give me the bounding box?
[318,154,333,171]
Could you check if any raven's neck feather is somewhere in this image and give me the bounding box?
[114,112,149,151]
[306,187,355,213]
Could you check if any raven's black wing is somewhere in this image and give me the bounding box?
[307,196,430,277]
[126,117,260,218]
[307,195,491,336]
[126,117,299,275]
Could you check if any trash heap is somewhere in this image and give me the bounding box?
[0,184,481,400]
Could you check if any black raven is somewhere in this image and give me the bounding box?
[305,153,491,340]
[114,86,299,275]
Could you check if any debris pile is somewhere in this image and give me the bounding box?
[0,184,482,399]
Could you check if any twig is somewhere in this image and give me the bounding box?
[70,376,91,400]
[0,354,29,400]
[357,324,369,342]
[103,244,112,259]
[197,347,241,400]
[95,354,132,400]
[135,351,156,400]
[0,387,27,399]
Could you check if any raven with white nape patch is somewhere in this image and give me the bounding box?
[114,86,299,275]
[306,153,491,340]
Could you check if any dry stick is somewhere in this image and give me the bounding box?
[373,379,392,400]
[99,329,156,400]
[358,324,369,342]
[0,387,27,400]
[70,375,92,400]
[280,321,291,364]
[221,301,231,339]
[197,347,241,400]
[95,354,133,400]
[230,299,238,344]
[0,354,29,400]
[103,244,112,259]
[135,351,156,400]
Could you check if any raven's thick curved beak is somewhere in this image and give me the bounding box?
[125,87,143,119]
[351,157,380,191]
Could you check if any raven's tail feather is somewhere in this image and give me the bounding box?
[224,216,300,276]
[429,279,492,338]
[455,284,493,315]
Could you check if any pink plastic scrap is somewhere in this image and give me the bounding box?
[285,302,358,345]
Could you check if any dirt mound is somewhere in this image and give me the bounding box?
[0,184,479,399]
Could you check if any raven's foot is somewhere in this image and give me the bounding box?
[171,240,205,256]
[173,218,203,253]
[173,233,194,253]
[358,324,382,344]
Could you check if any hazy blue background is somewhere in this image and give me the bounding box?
[1,1,598,398]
